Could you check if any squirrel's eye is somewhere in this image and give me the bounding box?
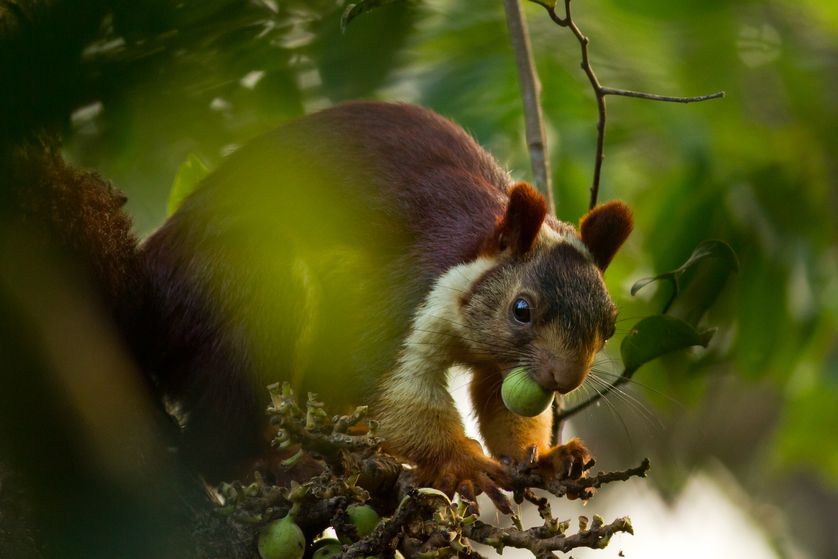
[512,297,531,324]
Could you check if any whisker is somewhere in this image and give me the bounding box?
[615,315,644,323]
[590,356,625,373]
[587,373,661,429]
[589,369,685,409]
[584,377,634,444]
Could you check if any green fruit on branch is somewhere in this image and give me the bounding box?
[257,515,305,559]
[312,540,342,559]
[501,367,554,417]
[347,504,381,537]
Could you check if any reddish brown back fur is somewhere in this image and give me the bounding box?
[141,102,523,476]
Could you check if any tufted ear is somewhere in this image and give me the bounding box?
[498,182,548,255]
[579,201,633,271]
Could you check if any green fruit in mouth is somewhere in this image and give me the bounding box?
[501,367,554,417]
[257,515,305,559]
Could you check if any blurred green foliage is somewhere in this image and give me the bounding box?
[166,153,209,216]
[2,0,836,555]
[64,0,838,481]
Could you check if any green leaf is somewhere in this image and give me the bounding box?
[166,153,209,216]
[630,273,675,297]
[621,315,715,373]
[631,239,739,296]
[678,239,739,274]
[341,0,407,33]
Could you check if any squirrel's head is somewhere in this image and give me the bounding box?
[460,183,633,394]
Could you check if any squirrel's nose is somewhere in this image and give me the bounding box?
[532,360,588,394]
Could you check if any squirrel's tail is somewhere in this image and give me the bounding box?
[0,143,226,558]
[1,142,148,351]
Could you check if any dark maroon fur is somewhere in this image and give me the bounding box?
[579,201,634,271]
[497,182,547,255]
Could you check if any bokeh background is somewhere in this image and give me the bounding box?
[2,0,836,557]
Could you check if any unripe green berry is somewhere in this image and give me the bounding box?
[501,367,554,417]
[257,515,305,559]
[347,504,380,538]
[312,540,342,559]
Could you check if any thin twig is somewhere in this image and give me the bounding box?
[510,455,650,501]
[602,87,725,103]
[529,0,724,210]
[463,515,634,557]
[555,0,607,211]
[504,0,555,214]
[240,384,652,557]
[535,0,606,211]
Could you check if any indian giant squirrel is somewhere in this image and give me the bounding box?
[10,102,633,505]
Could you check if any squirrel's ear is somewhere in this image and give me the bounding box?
[497,182,548,255]
[579,201,633,271]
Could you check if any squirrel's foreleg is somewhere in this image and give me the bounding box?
[471,364,592,481]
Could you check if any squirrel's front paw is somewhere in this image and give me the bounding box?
[414,438,512,514]
[536,437,593,481]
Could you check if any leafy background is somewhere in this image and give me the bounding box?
[2,0,836,557]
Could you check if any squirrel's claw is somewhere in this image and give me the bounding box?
[536,437,593,481]
[415,438,513,515]
[475,471,512,514]
[450,472,511,516]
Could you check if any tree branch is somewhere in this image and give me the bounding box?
[464,515,634,557]
[602,87,725,103]
[247,384,651,557]
[529,0,724,210]
[504,0,555,215]
[555,0,607,212]
[510,453,650,501]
